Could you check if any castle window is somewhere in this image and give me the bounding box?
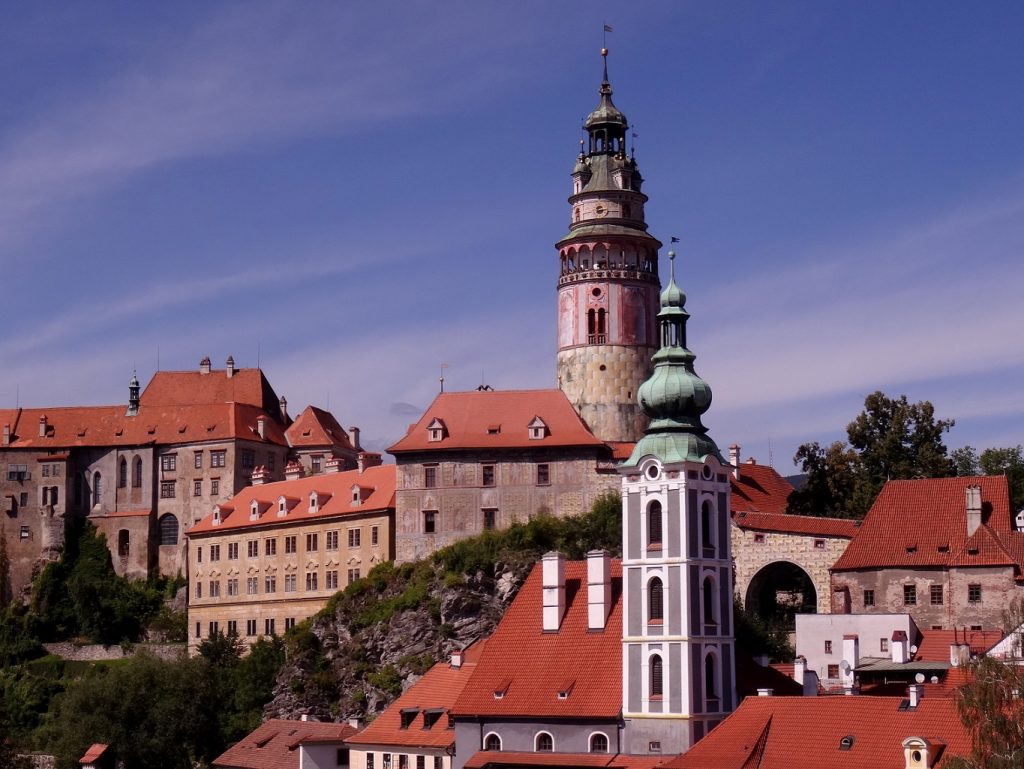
[424,465,438,488]
[117,530,130,558]
[535,733,553,753]
[701,501,715,555]
[194,480,202,497]
[211,450,226,468]
[703,576,717,626]
[705,654,718,700]
[484,734,501,751]
[904,584,917,606]
[118,458,127,488]
[160,481,175,499]
[931,585,944,605]
[536,464,550,486]
[160,454,176,472]
[647,501,663,547]
[863,589,875,607]
[482,464,495,487]
[648,578,664,622]
[132,456,143,487]
[590,734,609,753]
[650,655,663,697]
[194,451,203,469]
[427,418,446,442]
[968,584,982,603]
[424,510,437,534]
[482,508,497,531]
[92,472,102,506]
[825,640,832,654]
[311,454,322,473]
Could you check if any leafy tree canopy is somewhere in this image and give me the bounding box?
[953,444,1024,511]
[788,391,954,518]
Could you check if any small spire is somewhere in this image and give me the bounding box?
[601,47,609,84]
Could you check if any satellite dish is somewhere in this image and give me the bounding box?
[840,660,851,673]
[915,673,926,684]
[910,645,919,654]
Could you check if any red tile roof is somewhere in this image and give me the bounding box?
[662,696,970,769]
[188,464,395,535]
[730,463,794,515]
[465,753,667,769]
[141,367,280,412]
[452,560,622,720]
[732,511,859,539]
[348,642,485,748]
[734,652,802,699]
[0,402,288,448]
[286,405,356,451]
[214,719,355,769]
[832,476,1023,572]
[913,628,1003,663]
[388,390,606,453]
[79,743,110,764]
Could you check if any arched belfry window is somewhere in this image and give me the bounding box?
[650,655,664,697]
[705,653,718,700]
[703,576,717,626]
[702,500,715,554]
[596,308,606,341]
[648,501,663,547]
[118,458,127,489]
[132,456,143,488]
[92,472,102,507]
[649,578,664,622]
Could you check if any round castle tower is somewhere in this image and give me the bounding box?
[556,50,662,444]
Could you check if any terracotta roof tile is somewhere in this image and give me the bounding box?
[79,743,110,764]
[832,476,1020,572]
[453,560,622,719]
[188,464,395,536]
[214,719,355,769]
[913,628,1003,663]
[730,464,794,515]
[388,390,605,453]
[662,696,970,769]
[141,368,280,411]
[732,511,859,539]
[347,642,485,748]
[465,753,667,769]
[286,406,356,451]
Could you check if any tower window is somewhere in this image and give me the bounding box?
[92,472,102,507]
[118,458,127,489]
[132,456,143,487]
[647,501,662,548]
[590,734,609,753]
[701,501,715,555]
[703,576,717,626]
[650,655,663,697]
[705,654,718,700]
[648,578,664,622]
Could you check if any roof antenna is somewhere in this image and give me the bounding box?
[439,362,449,393]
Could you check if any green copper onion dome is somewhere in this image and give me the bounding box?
[625,251,723,466]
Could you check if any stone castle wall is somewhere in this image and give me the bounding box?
[557,345,653,444]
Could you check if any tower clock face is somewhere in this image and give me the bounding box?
[594,204,608,217]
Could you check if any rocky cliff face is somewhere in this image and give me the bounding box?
[266,558,531,721]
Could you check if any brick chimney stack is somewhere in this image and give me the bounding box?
[39,415,47,438]
[729,444,741,479]
[350,426,362,452]
[225,355,235,379]
[357,452,382,473]
[251,466,269,485]
[2,424,10,447]
[586,549,612,630]
[256,416,266,440]
[542,551,567,632]
[200,356,211,375]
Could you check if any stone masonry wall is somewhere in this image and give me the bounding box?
[557,345,653,444]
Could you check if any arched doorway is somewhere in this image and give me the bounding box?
[745,561,818,628]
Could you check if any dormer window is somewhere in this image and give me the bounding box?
[250,501,259,520]
[528,416,548,440]
[399,708,419,729]
[277,497,288,517]
[493,680,511,699]
[427,418,446,443]
[352,485,362,506]
[212,508,221,526]
[309,492,318,513]
[487,424,501,436]
[422,708,444,730]
[556,680,575,699]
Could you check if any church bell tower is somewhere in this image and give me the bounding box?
[556,49,662,444]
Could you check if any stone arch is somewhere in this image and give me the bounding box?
[743,560,819,627]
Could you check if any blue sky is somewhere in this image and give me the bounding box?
[1,2,1023,471]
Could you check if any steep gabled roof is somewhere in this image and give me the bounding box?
[661,696,970,769]
[452,560,622,720]
[913,628,1003,662]
[347,642,485,748]
[286,405,356,452]
[388,390,606,453]
[730,463,794,515]
[188,464,395,535]
[832,476,1023,572]
[214,719,355,769]
[141,367,281,414]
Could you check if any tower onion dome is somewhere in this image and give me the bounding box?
[625,251,724,466]
[583,49,628,156]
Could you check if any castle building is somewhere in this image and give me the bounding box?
[556,49,662,445]
[618,250,736,753]
[186,462,394,653]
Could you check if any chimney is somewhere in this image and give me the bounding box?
[39,414,47,438]
[200,356,211,375]
[256,416,266,440]
[841,634,859,692]
[756,688,773,697]
[279,395,289,422]
[892,630,909,664]
[357,452,383,472]
[541,551,566,632]
[300,714,309,722]
[285,461,303,481]
[729,444,741,479]
[225,355,235,378]
[2,424,9,447]
[347,717,363,730]
[325,457,343,474]
[251,466,269,485]
[966,485,982,537]
[908,683,923,708]
[350,426,362,452]
[586,549,612,631]
[451,650,464,669]
[793,656,806,685]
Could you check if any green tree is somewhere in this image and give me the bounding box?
[954,445,1024,511]
[788,392,954,518]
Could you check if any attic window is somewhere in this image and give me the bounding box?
[968,546,979,555]
[493,680,511,699]
[427,418,446,443]
[556,681,575,699]
[309,492,318,513]
[487,425,501,435]
[906,544,917,554]
[77,428,87,437]
[399,708,419,729]
[528,417,548,440]
[422,708,445,730]
[254,732,277,749]
[938,544,949,553]
[206,424,216,432]
[115,428,123,436]
[278,498,287,516]
[250,501,259,520]
[839,736,855,751]
[178,425,187,434]
[302,429,312,437]
[147,426,156,435]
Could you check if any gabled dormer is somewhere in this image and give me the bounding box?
[212,505,224,526]
[903,737,942,769]
[276,495,299,517]
[351,485,372,506]
[528,416,549,440]
[427,417,447,442]
[308,490,332,513]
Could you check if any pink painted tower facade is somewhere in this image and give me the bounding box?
[556,51,662,444]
